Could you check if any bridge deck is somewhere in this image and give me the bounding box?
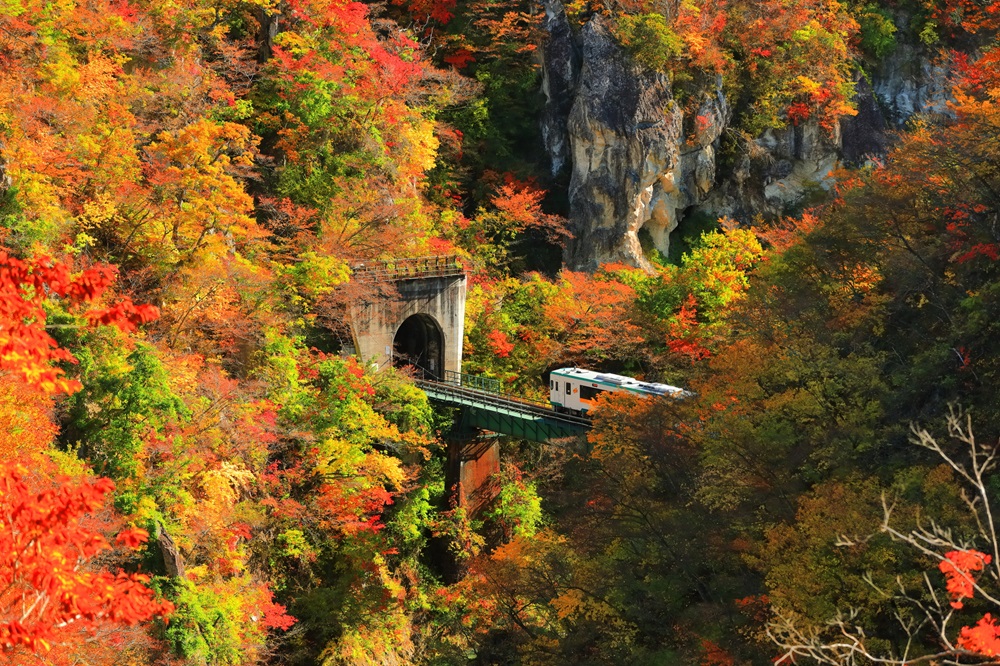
[416,379,591,443]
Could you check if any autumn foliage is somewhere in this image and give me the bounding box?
[4,0,1000,659]
[959,614,1000,656]
[0,460,171,658]
[0,252,157,394]
[941,549,992,609]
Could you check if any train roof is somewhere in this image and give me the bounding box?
[550,367,688,397]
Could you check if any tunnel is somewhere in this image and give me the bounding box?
[393,313,445,379]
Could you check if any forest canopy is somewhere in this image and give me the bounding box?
[2,0,1000,662]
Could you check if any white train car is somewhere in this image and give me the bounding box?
[548,367,686,415]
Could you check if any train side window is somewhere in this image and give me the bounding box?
[580,385,606,400]
[565,382,571,395]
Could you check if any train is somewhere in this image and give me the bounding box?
[548,367,687,415]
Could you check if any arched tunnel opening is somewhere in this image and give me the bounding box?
[393,314,445,379]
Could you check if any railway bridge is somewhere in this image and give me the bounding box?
[348,256,592,512]
[418,372,591,513]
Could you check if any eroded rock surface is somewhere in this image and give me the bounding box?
[541,2,955,271]
[546,9,729,270]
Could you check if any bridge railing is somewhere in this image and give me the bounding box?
[441,370,557,410]
[352,255,465,282]
[442,370,501,394]
[416,378,592,429]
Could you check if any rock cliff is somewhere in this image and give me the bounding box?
[542,3,954,270]
[545,5,729,271]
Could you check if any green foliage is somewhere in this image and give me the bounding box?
[664,210,720,266]
[254,329,309,419]
[283,252,352,303]
[759,476,912,623]
[856,4,898,59]
[487,465,544,538]
[635,226,765,343]
[0,184,46,252]
[614,13,683,73]
[64,335,188,479]
[156,577,255,665]
[372,369,436,438]
[679,228,765,318]
[919,19,940,44]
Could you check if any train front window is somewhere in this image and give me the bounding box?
[565,382,571,395]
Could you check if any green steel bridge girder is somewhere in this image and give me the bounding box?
[458,405,589,442]
[417,382,591,443]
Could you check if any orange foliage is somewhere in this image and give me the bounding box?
[0,378,56,462]
[674,0,731,72]
[958,614,1000,656]
[487,329,515,357]
[490,179,570,246]
[755,213,822,253]
[0,460,172,659]
[545,267,644,362]
[926,0,1000,36]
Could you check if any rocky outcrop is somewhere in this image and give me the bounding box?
[559,14,680,270]
[869,35,952,126]
[540,0,579,177]
[696,121,841,223]
[546,8,729,271]
[541,2,955,271]
[698,44,953,221]
[840,76,891,163]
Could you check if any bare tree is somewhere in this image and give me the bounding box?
[770,406,1000,665]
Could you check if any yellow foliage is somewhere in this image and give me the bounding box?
[315,437,406,491]
[200,461,256,507]
[146,118,262,263]
[551,588,585,620]
[391,113,439,182]
[795,74,822,96]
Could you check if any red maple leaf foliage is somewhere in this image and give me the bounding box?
[786,102,811,126]
[958,613,1000,656]
[955,243,1000,263]
[939,549,992,609]
[260,587,297,631]
[486,329,515,358]
[0,461,173,657]
[443,48,475,69]
[667,294,711,362]
[0,252,158,394]
[391,0,457,25]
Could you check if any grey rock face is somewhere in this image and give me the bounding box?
[541,4,955,271]
[545,11,730,270]
[870,41,952,126]
[562,15,682,271]
[540,0,579,177]
[841,76,891,163]
[697,120,841,222]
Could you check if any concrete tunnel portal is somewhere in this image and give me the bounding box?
[393,313,445,379]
